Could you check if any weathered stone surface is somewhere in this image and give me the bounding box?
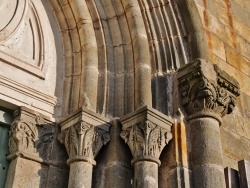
[189,117,225,187]
[0,0,250,187]
[5,158,48,188]
[68,162,93,188]
[121,106,173,164]
[159,113,192,188]
[120,106,173,188]
[93,118,133,188]
[134,161,158,188]
[58,107,111,165]
[177,59,241,188]
[178,59,240,120]
[46,166,69,188]
[93,164,132,188]
[7,107,55,162]
[159,166,192,188]
[221,127,250,169]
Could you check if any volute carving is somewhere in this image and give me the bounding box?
[121,120,172,162]
[178,59,240,118]
[59,122,110,163]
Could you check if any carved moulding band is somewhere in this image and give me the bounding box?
[58,107,111,166]
[177,59,240,122]
[120,106,174,166]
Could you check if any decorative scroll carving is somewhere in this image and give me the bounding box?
[120,121,172,160]
[8,115,54,160]
[59,122,110,162]
[178,59,240,118]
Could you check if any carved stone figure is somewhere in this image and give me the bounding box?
[178,59,240,120]
[8,107,54,161]
[9,120,39,155]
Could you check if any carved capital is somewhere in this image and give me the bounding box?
[8,107,54,161]
[9,119,39,155]
[177,59,240,120]
[120,106,173,165]
[58,107,111,165]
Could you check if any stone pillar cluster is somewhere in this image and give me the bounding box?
[58,107,111,188]
[5,59,242,188]
[177,59,240,188]
[120,106,174,188]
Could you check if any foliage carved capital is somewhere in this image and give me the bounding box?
[58,107,111,165]
[177,59,240,119]
[120,106,173,165]
[58,122,110,165]
[121,120,172,165]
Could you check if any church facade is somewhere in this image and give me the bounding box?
[0,0,249,187]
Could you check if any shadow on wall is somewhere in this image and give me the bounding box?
[92,119,133,188]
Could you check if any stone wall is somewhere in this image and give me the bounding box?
[189,0,250,170]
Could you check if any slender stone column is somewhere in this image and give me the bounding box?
[58,107,111,188]
[120,106,173,188]
[177,59,240,188]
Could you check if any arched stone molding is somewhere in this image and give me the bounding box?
[48,0,194,119]
[49,0,99,115]
[49,0,154,117]
[175,0,210,61]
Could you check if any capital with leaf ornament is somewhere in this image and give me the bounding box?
[120,106,174,166]
[58,107,111,165]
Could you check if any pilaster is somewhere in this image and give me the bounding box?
[5,106,54,188]
[58,107,111,188]
[120,106,173,188]
[177,59,240,188]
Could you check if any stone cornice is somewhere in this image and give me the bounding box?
[177,59,240,121]
[120,106,173,166]
[58,107,111,165]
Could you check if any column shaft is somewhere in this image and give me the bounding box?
[190,117,225,188]
[134,161,158,188]
[68,161,93,188]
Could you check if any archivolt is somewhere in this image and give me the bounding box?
[48,0,206,118]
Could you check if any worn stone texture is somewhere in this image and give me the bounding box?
[0,0,250,187]
[46,166,69,188]
[5,158,48,188]
[93,118,133,188]
[186,0,250,173]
